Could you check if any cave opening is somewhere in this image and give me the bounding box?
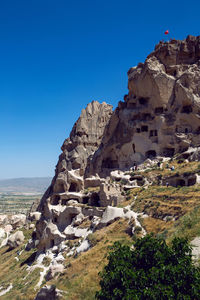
[83,196,89,204]
[141,125,148,132]
[176,179,185,187]
[69,182,78,192]
[90,193,100,207]
[181,105,192,114]
[188,177,196,186]
[102,158,119,169]
[139,97,148,105]
[146,150,157,158]
[155,107,164,114]
[51,195,60,205]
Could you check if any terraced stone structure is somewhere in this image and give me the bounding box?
[88,35,200,176]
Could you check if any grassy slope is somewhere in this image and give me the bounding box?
[1,160,200,299]
[0,227,41,300]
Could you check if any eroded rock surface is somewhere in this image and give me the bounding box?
[88,35,200,176]
[33,35,200,257]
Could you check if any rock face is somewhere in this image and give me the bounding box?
[87,35,200,176]
[34,101,113,251]
[33,35,200,253]
[38,101,112,212]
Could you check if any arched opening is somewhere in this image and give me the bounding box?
[69,182,78,192]
[132,144,135,153]
[139,97,148,105]
[51,195,60,205]
[102,158,119,169]
[61,199,67,205]
[185,128,188,134]
[141,125,148,132]
[146,150,157,159]
[136,128,141,133]
[90,193,100,207]
[83,196,89,204]
[176,179,185,187]
[188,177,196,186]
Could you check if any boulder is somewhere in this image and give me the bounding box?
[29,212,41,221]
[10,214,26,229]
[34,285,63,300]
[7,231,25,249]
[45,264,64,281]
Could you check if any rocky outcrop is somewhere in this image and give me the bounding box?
[87,35,200,176]
[38,101,112,212]
[0,214,26,229]
[33,35,200,254]
[7,231,25,249]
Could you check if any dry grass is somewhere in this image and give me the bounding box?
[132,185,200,219]
[141,216,174,235]
[0,245,41,300]
[49,219,133,300]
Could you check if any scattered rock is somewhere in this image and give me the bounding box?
[29,223,35,229]
[29,212,41,221]
[45,264,64,281]
[7,231,25,249]
[10,214,26,229]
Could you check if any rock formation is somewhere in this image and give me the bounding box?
[38,100,112,212]
[88,35,200,176]
[33,35,200,255]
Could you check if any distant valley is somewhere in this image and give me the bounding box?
[0,177,52,194]
[0,177,51,214]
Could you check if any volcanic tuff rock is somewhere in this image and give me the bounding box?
[87,35,200,176]
[33,35,200,254]
[38,101,112,212]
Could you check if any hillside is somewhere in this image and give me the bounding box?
[0,35,200,299]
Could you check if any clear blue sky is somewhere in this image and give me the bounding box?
[0,0,199,179]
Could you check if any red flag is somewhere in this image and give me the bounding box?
[165,30,169,35]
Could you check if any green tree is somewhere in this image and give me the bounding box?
[96,235,200,299]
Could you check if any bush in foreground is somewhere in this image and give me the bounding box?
[96,234,200,299]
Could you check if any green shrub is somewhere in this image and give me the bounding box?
[87,233,98,247]
[96,235,200,299]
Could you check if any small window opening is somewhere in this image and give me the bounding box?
[146,150,157,158]
[136,128,141,133]
[181,105,192,114]
[141,125,148,132]
[139,97,148,105]
[69,182,78,192]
